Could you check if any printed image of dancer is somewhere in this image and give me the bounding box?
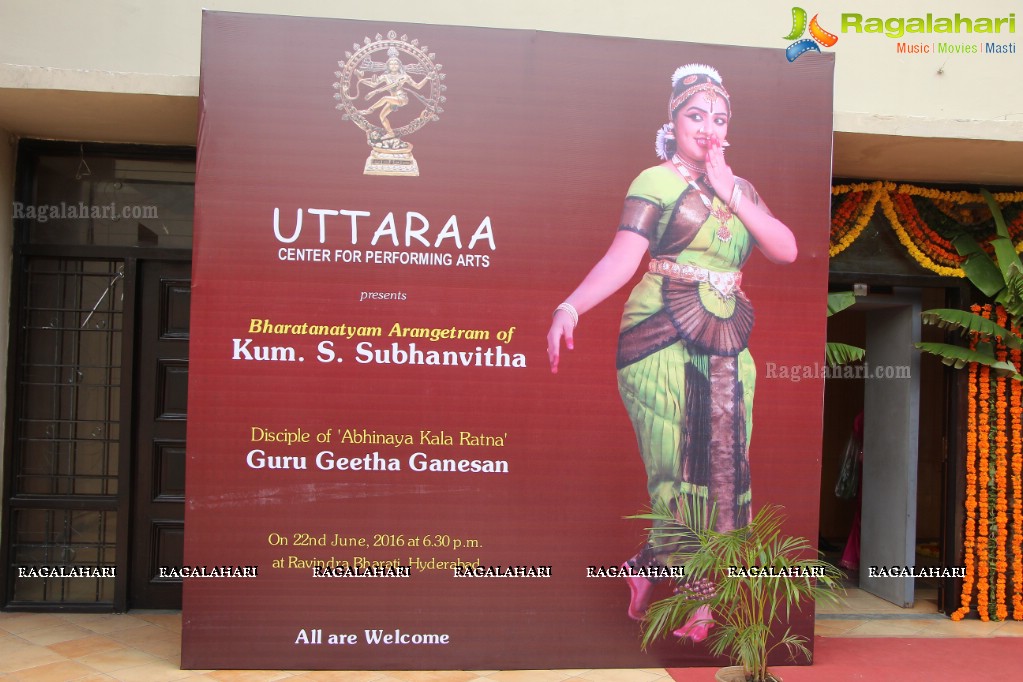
[547,63,797,641]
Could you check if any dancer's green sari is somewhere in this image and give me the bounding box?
[615,166,765,565]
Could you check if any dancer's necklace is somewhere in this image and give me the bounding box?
[671,154,732,242]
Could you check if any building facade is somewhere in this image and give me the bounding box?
[1,0,1021,612]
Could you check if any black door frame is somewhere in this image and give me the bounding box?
[1,140,194,612]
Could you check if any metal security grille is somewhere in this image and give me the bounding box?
[3,141,196,611]
[10,509,117,603]
[8,258,123,605]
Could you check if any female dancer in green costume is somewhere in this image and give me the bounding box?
[547,64,797,640]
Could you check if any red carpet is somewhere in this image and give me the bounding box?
[668,636,1023,680]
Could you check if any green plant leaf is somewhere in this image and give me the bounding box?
[1001,263,1023,321]
[826,291,856,317]
[990,236,1019,287]
[826,342,865,368]
[981,189,1022,283]
[982,189,1011,239]
[953,234,1005,298]
[638,501,845,674]
[915,341,1020,376]
[919,308,1023,350]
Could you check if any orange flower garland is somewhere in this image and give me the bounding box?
[829,191,864,253]
[952,319,980,621]
[994,306,1009,620]
[830,183,883,257]
[878,189,965,277]
[1009,210,1023,247]
[1013,327,1023,620]
[955,305,1023,622]
[890,194,961,267]
[977,312,991,621]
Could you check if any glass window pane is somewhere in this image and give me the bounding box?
[23,155,194,248]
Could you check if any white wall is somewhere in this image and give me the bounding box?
[1,0,1021,140]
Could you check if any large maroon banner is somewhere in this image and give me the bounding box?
[185,11,835,669]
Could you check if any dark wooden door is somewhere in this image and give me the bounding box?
[130,261,191,608]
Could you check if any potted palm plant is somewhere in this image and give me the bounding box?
[637,500,844,682]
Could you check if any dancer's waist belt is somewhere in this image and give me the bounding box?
[616,261,754,368]
[648,259,742,298]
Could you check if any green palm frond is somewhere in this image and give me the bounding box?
[638,501,845,680]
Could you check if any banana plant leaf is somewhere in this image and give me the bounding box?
[1003,265,1023,321]
[914,190,1023,379]
[981,189,1021,283]
[826,342,865,368]
[915,341,1021,378]
[827,291,857,317]
[920,308,1022,349]
[953,233,1005,298]
[825,292,865,368]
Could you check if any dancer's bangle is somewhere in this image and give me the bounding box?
[554,302,579,328]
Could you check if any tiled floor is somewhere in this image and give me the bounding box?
[815,586,1023,638]
[3,588,1022,681]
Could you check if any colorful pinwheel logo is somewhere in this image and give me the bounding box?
[783,7,838,62]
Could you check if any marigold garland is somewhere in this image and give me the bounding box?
[952,328,980,621]
[830,184,884,258]
[891,194,960,267]
[977,339,991,621]
[830,182,1023,273]
[1009,210,1023,244]
[955,304,1023,622]
[1012,334,1023,620]
[879,190,965,277]
[994,306,1009,620]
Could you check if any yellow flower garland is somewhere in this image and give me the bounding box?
[878,190,965,277]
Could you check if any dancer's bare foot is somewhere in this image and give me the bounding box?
[673,604,714,642]
[623,562,655,621]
